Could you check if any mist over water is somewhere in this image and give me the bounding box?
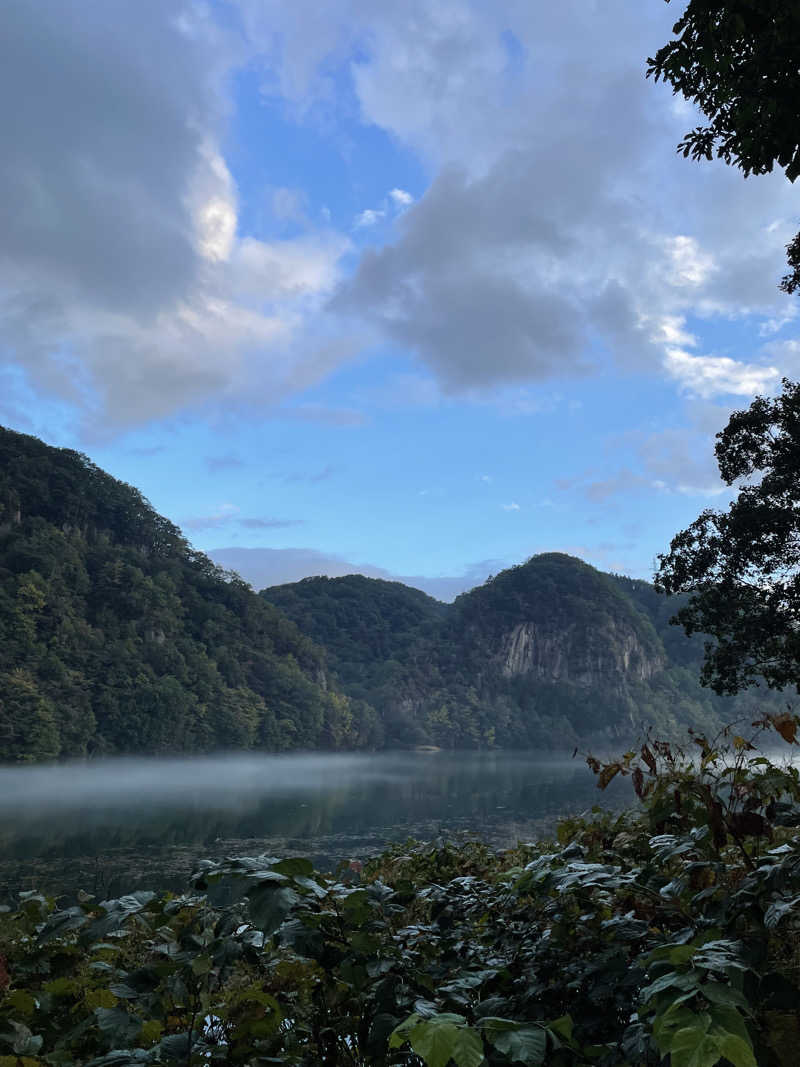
[0,753,405,814]
[0,751,625,899]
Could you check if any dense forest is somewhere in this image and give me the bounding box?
[0,424,785,762]
[263,557,777,751]
[0,426,381,761]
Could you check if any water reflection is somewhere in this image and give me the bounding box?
[0,751,627,898]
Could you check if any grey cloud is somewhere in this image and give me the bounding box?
[583,470,651,502]
[0,0,217,315]
[284,464,336,484]
[208,546,504,601]
[563,420,728,501]
[321,1,796,391]
[130,444,167,458]
[206,454,245,473]
[238,517,306,529]
[330,159,597,387]
[0,2,355,431]
[637,427,724,495]
[181,515,235,533]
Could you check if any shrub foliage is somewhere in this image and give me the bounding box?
[0,718,799,1064]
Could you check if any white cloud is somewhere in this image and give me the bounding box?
[182,503,240,531]
[354,208,386,228]
[389,188,414,206]
[208,545,502,600]
[4,0,800,432]
[663,349,780,399]
[502,501,520,511]
[664,235,715,288]
[0,0,356,433]
[193,147,238,262]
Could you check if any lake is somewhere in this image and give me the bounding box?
[0,751,628,900]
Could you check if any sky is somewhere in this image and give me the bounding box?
[1,0,798,599]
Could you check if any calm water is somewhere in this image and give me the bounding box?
[0,751,628,899]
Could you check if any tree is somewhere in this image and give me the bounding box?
[656,379,800,695]
[648,0,800,290]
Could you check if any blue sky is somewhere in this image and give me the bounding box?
[1,0,798,598]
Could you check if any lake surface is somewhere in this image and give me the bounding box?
[0,751,628,900]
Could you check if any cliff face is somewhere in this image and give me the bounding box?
[264,552,773,749]
[500,618,663,686]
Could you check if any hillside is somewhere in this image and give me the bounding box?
[0,424,780,761]
[0,426,380,760]
[263,554,777,749]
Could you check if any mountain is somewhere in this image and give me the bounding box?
[263,555,776,749]
[0,426,381,761]
[0,424,777,761]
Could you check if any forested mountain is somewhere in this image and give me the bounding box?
[0,426,380,760]
[264,555,779,750]
[0,425,781,762]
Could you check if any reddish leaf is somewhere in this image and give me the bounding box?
[640,745,657,775]
[597,763,622,790]
[728,811,772,840]
[632,766,645,799]
[770,712,798,745]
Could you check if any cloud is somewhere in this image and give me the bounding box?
[0,0,355,433]
[303,0,797,394]
[182,504,240,532]
[182,506,304,532]
[284,463,336,483]
[271,187,308,223]
[636,426,727,497]
[5,0,800,433]
[238,517,306,529]
[129,444,167,458]
[557,417,732,501]
[205,453,245,472]
[208,545,504,601]
[354,208,386,228]
[663,349,780,398]
[583,471,651,502]
[502,501,520,511]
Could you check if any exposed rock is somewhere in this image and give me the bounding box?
[501,619,662,686]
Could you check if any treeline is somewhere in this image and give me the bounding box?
[0,426,381,761]
[263,557,775,751]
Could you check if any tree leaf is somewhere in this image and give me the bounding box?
[408,1017,485,1067]
[482,1018,547,1064]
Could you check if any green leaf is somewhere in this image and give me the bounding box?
[668,1026,722,1067]
[482,1018,547,1064]
[389,1012,423,1048]
[640,971,697,1002]
[716,1032,757,1067]
[294,875,328,899]
[409,1017,484,1067]
[246,884,300,934]
[5,990,37,1017]
[701,983,750,1013]
[271,857,315,878]
[547,1015,574,1044]
[2,1022,43,1057]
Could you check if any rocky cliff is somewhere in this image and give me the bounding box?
[264,553,777,749]
[500,619,662,685]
